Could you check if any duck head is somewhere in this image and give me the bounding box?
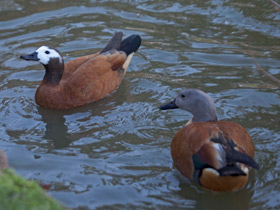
[160,89,218,122]
[21,46,64,85]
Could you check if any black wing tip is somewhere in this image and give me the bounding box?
[100,32,124,54]
[115,31,123,36]
[226,146,260,170]
[250,160,260,170]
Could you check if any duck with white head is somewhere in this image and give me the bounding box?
[21,32,141,109]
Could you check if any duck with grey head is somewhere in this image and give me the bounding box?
[160,89,259,191]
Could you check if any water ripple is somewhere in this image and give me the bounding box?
[0,0,279,209]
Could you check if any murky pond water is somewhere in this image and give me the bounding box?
[0,0,280,209]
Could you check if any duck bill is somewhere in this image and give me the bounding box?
[160,99,178,110]
[20,52,39,61]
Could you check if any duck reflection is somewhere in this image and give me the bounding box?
[37,107,71,149]
[176,171,256,210]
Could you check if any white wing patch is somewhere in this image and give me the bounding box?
[213,143,226,167]
[36,46,62,65]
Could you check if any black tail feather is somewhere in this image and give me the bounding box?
[120,34,141,55]
[218,165,247,176]
[100,32,123,54]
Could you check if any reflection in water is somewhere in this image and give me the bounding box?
[37,107,71,149]
[197,190,252,210]
[177,179,253,210]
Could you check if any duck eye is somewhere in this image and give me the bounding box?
[45,51,50,54]
[181,94,185,98]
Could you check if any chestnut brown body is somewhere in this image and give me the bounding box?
[35,52,127,109]
[21,32,141,109]
[171,121,255,191]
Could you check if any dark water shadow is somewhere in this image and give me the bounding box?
[176,170,257,210]
[37,107,72,149]
[35,85,128,150]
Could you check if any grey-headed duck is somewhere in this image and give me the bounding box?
[160,89,259,191]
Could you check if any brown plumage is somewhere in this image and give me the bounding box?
[20,32,141,109]
[160,89,259,191]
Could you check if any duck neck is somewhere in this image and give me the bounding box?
[191,103,218,123]
[43,59,64,85]
[192,112,217,122]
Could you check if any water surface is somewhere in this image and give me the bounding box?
[0,0,280,209]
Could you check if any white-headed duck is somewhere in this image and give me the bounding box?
[21,32,141,109]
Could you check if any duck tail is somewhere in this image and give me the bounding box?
[121,34,141,72]
[120,34,142,55]
[217,165,246,176]
[100,32,141,73]
[100,32,142,56]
